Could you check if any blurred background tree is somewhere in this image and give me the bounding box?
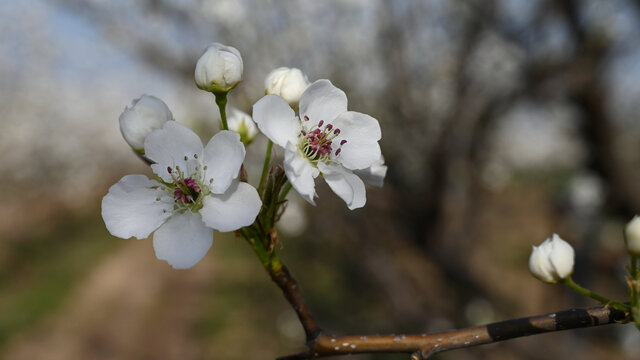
[2,0,640,359]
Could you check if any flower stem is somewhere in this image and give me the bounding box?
[241,227,283,272]
[562,277,629,312]
[214,92,229,131]
[278,181,292,203]
[258,140,274,195]
[628,255,640,330]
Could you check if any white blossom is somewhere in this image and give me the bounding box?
[625,216,640,256]
[528,234,575,284]
[102,121,261,269]
[253,79,383,210]
[265,67,310,109]
[227,107,258,145]
[119,95,173,152]
[354,155,387,188]
[195,43,243,94]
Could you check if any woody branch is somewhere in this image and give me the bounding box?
[268,261,630,360]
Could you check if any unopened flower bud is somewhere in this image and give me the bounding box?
[265,67,310,109]
[119,95,173,152]
[195,43,243,94]
[625,216,640,256]
[528,234,574,284]
[227,107,258,145]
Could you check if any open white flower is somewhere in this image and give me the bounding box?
[195,43,243,94]
[119,95,173,152]
[265,67,310,109]
[253,79,382,210]
[102,121,261,269]
[528,234,575,284]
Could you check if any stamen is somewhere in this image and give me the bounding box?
[167,167,172,174]
[298,117,345,163]
[194,154,198,159]
[184,155,188,161]
[340,140,347,145]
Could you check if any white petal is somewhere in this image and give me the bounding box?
[202,130,246,194]
[153,212,213,269]
[252,94,300,147]
[265,67,310,108]
[299,79,347,128]
[548,234,575,279]
[318,163,366,210]
[528,245,554,283]
[227,107,258,144]
[353,155,387,187]
[101,174,173,239]
[199,181,262,232]
[195,43,243,92]
[119,95,173,150]
[332,111,382,170]
[284,142,319,205]
[145,121,204,182]
[625,216,640,255]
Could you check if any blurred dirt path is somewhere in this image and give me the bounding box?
[2,239,214,360]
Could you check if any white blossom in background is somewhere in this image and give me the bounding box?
[265,67,310,109]
[102,121,261,269]
[625,216,640,256]
[118,95,173,152]
[528,234,575,284]
[195,43,243,94]
[354,155,387,188]
[253,79,383,210]
[227,107,258,145]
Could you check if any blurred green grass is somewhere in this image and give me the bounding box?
[0,210,120,350]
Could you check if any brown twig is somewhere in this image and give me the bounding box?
[268,264,321,342]
[271,261,630,359]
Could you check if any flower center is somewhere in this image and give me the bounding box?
[174,177,201,203]
[299,117,347,164]
[159,154,212,213]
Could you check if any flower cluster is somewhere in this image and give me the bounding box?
[253,79,385,209]
[527,218,640,321]
[103,121,261,269]
[103,42,386,269]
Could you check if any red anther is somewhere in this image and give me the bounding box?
[340,139,347,145]
[318,120,324,127]
[167,167,173,174]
